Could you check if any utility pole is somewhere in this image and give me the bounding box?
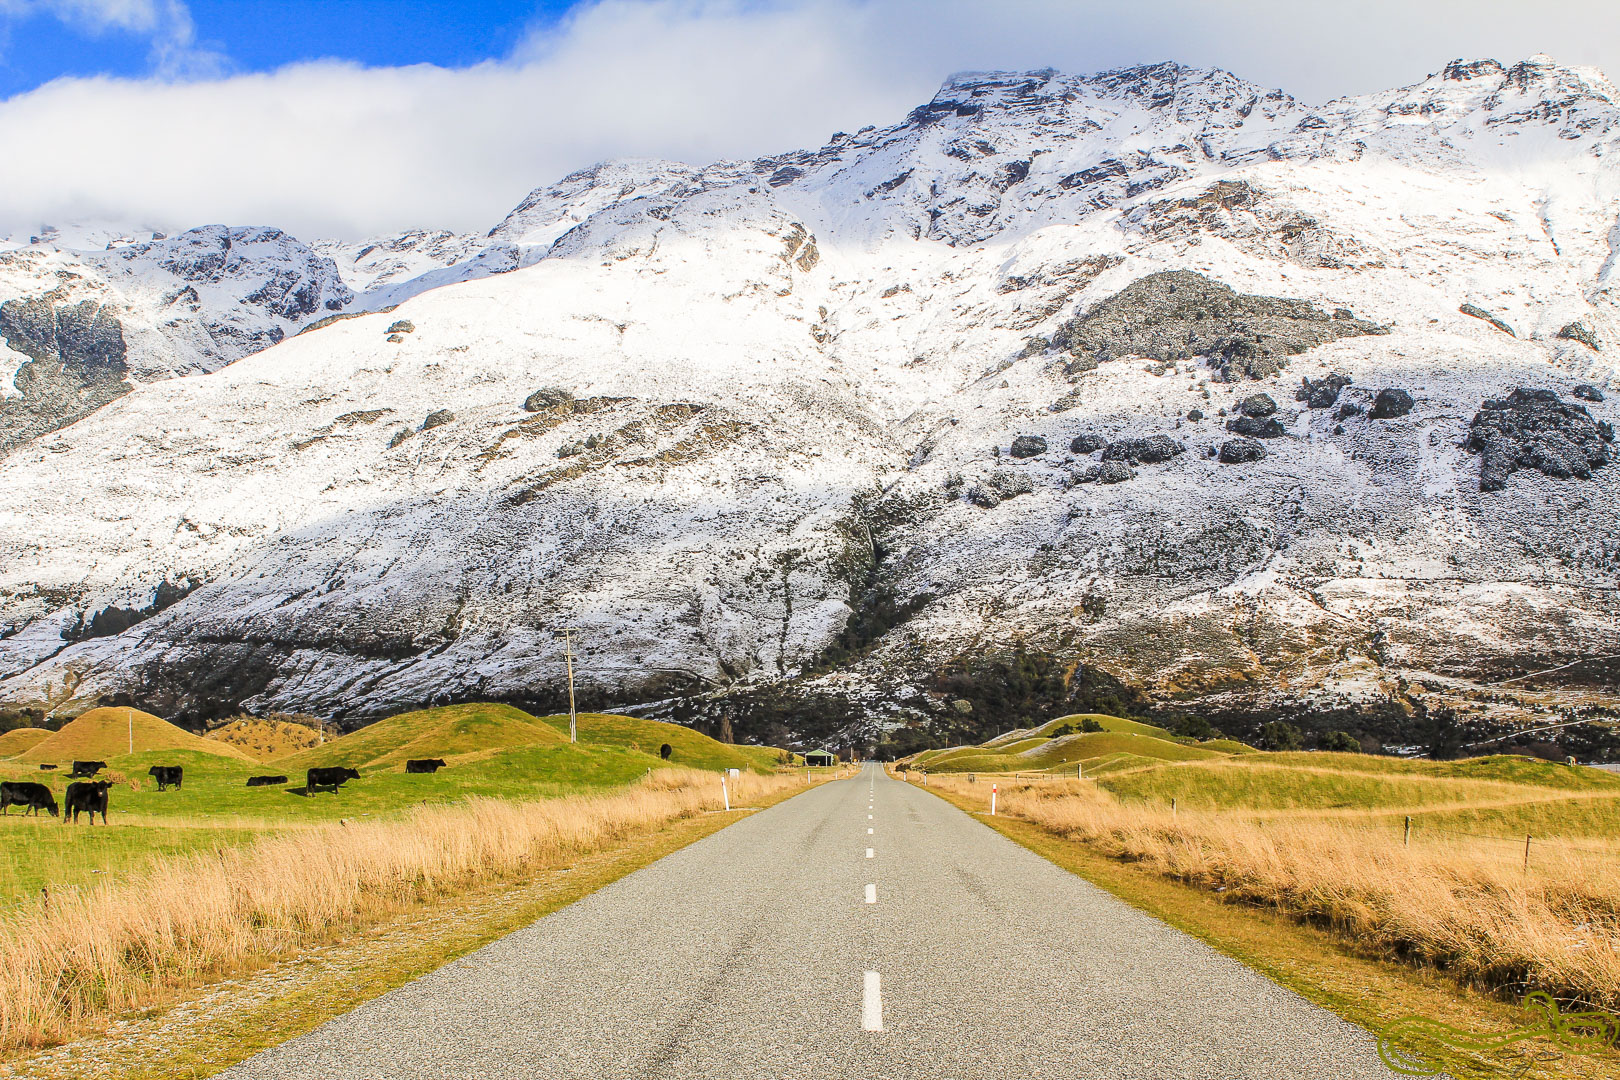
[554,627,581,743]
[128,707,134,756]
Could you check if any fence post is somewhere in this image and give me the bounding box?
[1404,816,1411,848]
[1172,798,1178,818]
[1524,833,1531,873]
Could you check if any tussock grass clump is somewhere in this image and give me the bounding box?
[926,774,1620,1010]
[0,768,795,1050]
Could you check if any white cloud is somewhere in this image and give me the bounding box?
[0,0,1617,242]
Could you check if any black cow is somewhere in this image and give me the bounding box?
[405,758,446,774]
[148,765,183,791]
[246,775,288,787]
[306,767,360,793]
[659,743,672,760]
[0,781,58,817]
[38,763,57,771]
[70,760,107,778]
[63,780,111,824]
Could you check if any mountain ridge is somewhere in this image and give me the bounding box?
[0,56,1617,757]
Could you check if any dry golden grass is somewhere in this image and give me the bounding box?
[922,774,1620,1011]
[0,768,797,1050]
[0,728,50,758]
[205,716,325,761]
[18,709,254,764]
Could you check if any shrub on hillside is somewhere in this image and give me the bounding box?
[1257,720,1303,752]
[1318,730,1361,753]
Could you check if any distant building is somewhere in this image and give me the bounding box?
[803,749,836,766]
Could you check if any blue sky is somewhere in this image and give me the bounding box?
[0,0,1614,239]
[0,2,574,95]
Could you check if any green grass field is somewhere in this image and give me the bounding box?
[0,703,791,908]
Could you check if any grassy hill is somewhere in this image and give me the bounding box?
[17,708,255,765]
[910,713,1243,775]
[533,711,784,773]
[0,728,50,758]
[277,704,566,772]
[206,717,324,761]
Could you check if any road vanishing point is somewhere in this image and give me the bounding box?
[222,765,1399,1079]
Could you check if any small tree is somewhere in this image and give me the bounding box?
[1257,720,1303,752]
[1318,731,1361,753]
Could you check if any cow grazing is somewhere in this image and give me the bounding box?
[405,758,446,774]
[0,781,58,817]
[38,763,57,771]
[246,775,288,787]
[148,765,183,791]
[306,767,360,793]
[63,780,111,824]
[70,760,107,778]
[659,743,672,760]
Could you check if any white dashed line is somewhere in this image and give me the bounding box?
[866,847,874,858]
[868,814,873,819]
[865,882,877,904]
[867,827,873,834]
[863,971,883,1031]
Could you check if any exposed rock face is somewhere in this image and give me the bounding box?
[1460,303,1516,337]
[523,387,574,412]
[1368,389,1414,419]
[421,409,455,430]
[1226,416,1286,438]
[1559,322,1600,350]
[1075,459,1135,484]
[0,298,130,454]
[1468,389,1615,491]
[1297,373,1351,408]
[968,470,1035,507]
[1574,384,1605,402]
[1218,437,1267,463]
[1238,393,1277,417]
[1051,270,1382,381]
[1009,434,1048,458]
[1102,435,1184,464]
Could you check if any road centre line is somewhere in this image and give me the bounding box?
[865,883,877,904]
[863,971,882,1032]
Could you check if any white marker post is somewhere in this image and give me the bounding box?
[991,783,998,816]
[721,773,730,811]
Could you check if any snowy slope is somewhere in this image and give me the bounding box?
[1,57,1618,744]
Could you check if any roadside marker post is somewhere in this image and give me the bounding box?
[1404,816,1412,847]
[991,783,998,816]
[721,773,730,812]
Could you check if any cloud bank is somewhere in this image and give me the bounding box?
[1,0,1617,241]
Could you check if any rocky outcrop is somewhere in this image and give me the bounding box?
[1237,393,1277,417]
[1226,416,1286,438]
[1051,271,1383,381]
[1218,437,1267,463]
[1069,433,1104,454]
[0,298,130,455]
[967,470,1035,507]
[1296,373,1351,408]
[1467,389,1615,491]
[1368,389,1414,419]
[1558,322,1600,350]
[1460,303,1515,337]
[1102,435,1184,464]
[523,387,574,412]
[1574,384,1605,402]
[1074,460,1135,484]
[1009,434,1048,458]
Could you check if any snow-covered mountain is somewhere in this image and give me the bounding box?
[2,56,1618,751]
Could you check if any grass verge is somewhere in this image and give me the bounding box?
[0,768,804,1054]
[913,772,1620,1080]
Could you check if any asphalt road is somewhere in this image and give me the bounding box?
[222,765,1399,1079]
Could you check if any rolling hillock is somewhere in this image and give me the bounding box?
[16,708,255,764]
[0,728,50,757]
[206,717,325,761]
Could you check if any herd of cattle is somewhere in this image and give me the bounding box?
[0,757,452,824]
